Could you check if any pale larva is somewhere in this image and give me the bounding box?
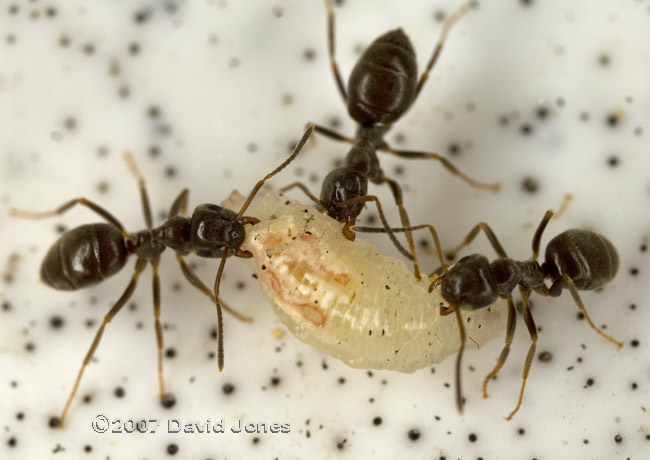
[223,189,506,373]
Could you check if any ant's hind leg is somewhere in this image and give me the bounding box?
[353,223,450,283]
[57,258,147,427]
[482,296,517,398]
[531,211,553,260]
[324,0,348,103]
[280,182,323,209]
[380,177,422,280]
[380,145,501,192]
[313,124,356,145]
[555,275,623,348]
[531,194,573,259]
[175,254,253,323]
[10,198,127,237]
[124,152,154,229]
[553,193,573,220]
[505,290,537,420]
[445,221,508,261]
[335,195,415,263]
[415,3,471,98]
[168,189,189,218]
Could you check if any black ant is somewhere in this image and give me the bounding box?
[282,0,500,280]
[9,124,315,427]
[355,201,623,419]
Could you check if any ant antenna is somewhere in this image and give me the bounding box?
[236,124,314,220]
[213,123,315,370]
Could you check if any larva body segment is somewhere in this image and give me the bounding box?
[224,189,506,373]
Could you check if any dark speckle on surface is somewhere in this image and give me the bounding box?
[161,393,176,408]
[521,176,539,193]
[407,428,421,441]
[520,123,533,136]
[538,351,552,362]
[607,156,619,168]
[166,443,179,455]
[606,112,621,127]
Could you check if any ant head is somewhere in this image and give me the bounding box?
[441,254,499,309]
[190,204,246,258]
[544,229,619,290]
[320,167,368,223]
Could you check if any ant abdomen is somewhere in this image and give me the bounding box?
[41,223,128,291]
[347,29,417,125]
[544,229,619,290]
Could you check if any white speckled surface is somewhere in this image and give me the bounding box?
[1,1,648,459]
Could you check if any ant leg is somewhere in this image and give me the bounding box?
[482,296,517,398]
[415,3,471,98]
[168,189,189,218]
[531,194,573,258]
[58,257,147,427]
[446,221,508,260]
[324,0,348,103]
[379,177,421,279]
[336,195,415,262]
[313,123,356,144]
[10,198,127,237]
[235,123,314,219]
[150,257,166,400]
[354,223,450,283]
[553,193,573,220]
[531,211,553,260]
[454,305,467,414]
[124,152,153,229]
[380,145,501,192]
[280,182,323,209]
[552,275,623,348]
[176,254,253,323]
[505,290,537,420]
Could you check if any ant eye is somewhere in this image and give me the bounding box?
[345,177,359,193]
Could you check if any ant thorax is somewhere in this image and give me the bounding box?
[223,188,507,373]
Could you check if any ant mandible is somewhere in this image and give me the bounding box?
[283,1,500,280]
[355,202,622,419]
[10,124,314,427]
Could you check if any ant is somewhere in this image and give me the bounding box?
[355,201,623,419]
[9,124,315,427]
[282,0,500,280]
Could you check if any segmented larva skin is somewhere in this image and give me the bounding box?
[224,189,506,373]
